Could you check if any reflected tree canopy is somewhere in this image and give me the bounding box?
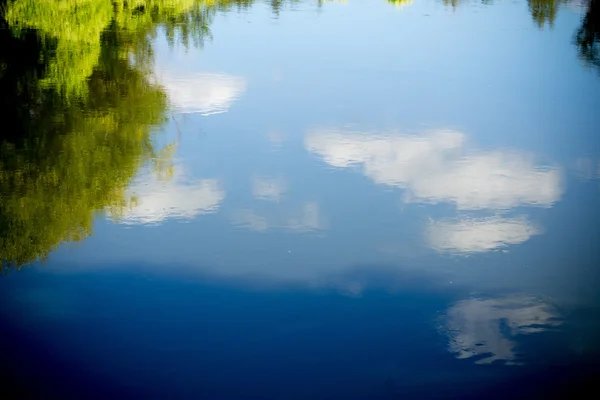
[438,0,599,71]
[0,0,284,269]
[388,0,413,9]
[528,0,565,28]
[0,0,222,268]
[2,0,216,99]
[576,0,600,69]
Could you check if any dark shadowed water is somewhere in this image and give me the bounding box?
[1,0,599,398]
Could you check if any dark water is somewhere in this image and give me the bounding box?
[1,0,600,398]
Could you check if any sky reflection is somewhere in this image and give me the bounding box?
[306,129,563,210]
[112,166,225,225]
[306,128,563,254]
[427,216,542,254]
[442,295,563,365]
[158,71,247,115]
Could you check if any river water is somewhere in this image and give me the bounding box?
[1,0,599,398]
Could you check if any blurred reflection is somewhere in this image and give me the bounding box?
[318,0,349,5]
[428,217,541,254]
[388,0,413,9]
[528,0,565,28]
[576,0,600,69]
[158,72,247,115]
[232,201,324,232]
[306,128,562,254]
[306,129,562,210]
[442,0,463,8]
[0,33,168,269]
[0,1,219,268]
[111,168,225,225]
[2,0,113,98]
[439,0,599,70]
[574,157,600,180]
[2,0,215,99]
[252,176,287,202]
[443,295,562,364]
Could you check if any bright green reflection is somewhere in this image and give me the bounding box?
[2,0,217,99]
[0,0,214,268]
[0,0,267,269]
[0,22,167,268]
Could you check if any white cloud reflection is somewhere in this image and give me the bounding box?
[231,202,324,233]
[306,128,563,254]
[158,72,246,115]
[305,129,562,210]
[443,295,562,365]
[428,217,542,254]
[252,177,287,203]
[113,170,225,225]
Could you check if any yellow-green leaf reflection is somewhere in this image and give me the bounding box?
[0,0,224,269]
[528,0,566,28]
[0,52,166,269]
[0,0,271,269]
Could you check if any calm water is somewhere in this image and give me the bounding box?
[1,0,600,398]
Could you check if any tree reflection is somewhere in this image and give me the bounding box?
[576,0,600,69]
[388,0,413,8]
[0,32,165,268]
[3,0,215,99]
[0,0,303,269]
[0,1,221,268]
[528,0,565,28]
[442,0,462,7]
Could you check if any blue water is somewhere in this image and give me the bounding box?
[1,0,600,398]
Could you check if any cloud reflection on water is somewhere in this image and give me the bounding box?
[231,201,324,233]
[252,176,287,203]
[442,295,563,365]
[306,128,562,254]
[112,168,225,225]
[306,129,562,210]
[158,72,247,115]
[427,217,542,254]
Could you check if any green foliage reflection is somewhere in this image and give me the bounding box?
[0,42,168,269]
[3,0,215,99]
[0,1,204,268]
[528,0,565,28]
[0,0,271,269]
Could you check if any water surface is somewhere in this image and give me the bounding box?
[1,0,599,398]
